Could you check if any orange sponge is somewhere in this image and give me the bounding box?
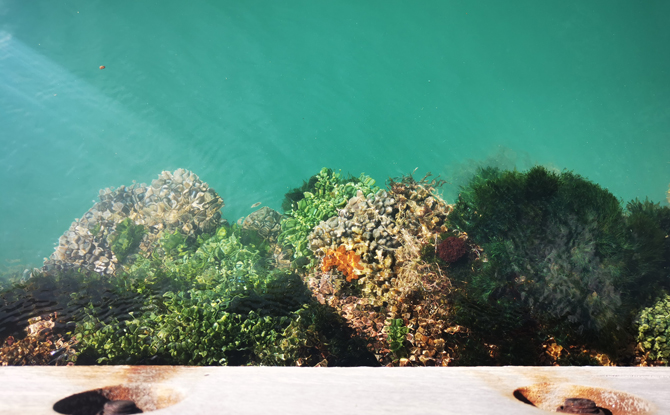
[322,245,364,282]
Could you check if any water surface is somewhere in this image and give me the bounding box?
[1,0,669,271]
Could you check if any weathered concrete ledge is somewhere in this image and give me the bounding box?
[1,366,669,414]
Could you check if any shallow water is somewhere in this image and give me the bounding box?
[1,0,669,270]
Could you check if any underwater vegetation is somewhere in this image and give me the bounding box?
[108,218,145,264]
[278,168,379,260]
[1,166,668,367]
[72,223,375,366]
[448,166,670,364]
[0,268,146,365]
[437,236,467,263]
[637,295,670,364]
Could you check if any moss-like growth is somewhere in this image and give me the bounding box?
[90,223,101,237]
[449,166,635,363]
[622,199,670,306]
[637,295,670,364]
[278,168,379,260]
[108,218,145,263]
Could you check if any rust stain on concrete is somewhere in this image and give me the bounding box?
[514,383,654,415]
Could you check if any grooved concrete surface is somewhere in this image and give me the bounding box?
[1,366,669,415]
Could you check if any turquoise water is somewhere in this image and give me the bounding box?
[1,0,669,271]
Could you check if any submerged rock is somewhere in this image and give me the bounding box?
[43,169,224,277]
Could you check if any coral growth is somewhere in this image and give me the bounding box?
[321,245,365,282]
[437,237,467,263]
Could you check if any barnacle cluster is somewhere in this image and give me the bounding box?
[305,173,460,366]
[308,189,400,283]
[239,206,283,243]
[42,168,223,276]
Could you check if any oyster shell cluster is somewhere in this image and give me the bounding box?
[305,176,459,366]
[239,206,293,269]
[308,189,401,282]
[43,168,224,276]
[239,206,283,243]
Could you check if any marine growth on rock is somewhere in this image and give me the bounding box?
[42,169,224,277]
[304,172,463,366]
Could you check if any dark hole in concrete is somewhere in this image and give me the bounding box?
[557,398,613,415]
[53,392,142,415]
[512,383,652,415]
[512,389,536,407]
[53,390,110,415]
[53,383,182,415]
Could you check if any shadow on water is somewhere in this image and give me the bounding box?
[0,269,156,344]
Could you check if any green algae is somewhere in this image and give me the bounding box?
[638,295,670,365]
[73,223,376,366]
[278,167,379,261]
[108,218,146,264]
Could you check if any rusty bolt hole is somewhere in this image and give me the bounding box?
[53,383,182,415]
[513,383,653,415]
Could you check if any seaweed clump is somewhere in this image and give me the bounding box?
[0,268,143,366]
[448,166,670,364]
[637,295,670,365]
[108,218,145,263]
